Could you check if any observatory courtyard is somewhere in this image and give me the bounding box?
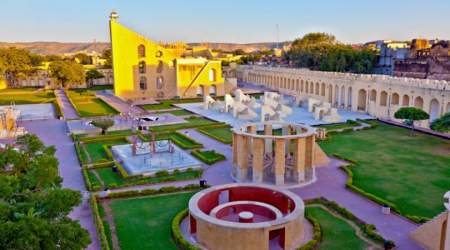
[1,11,450,250]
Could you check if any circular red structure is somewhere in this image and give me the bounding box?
[188,183,305,250]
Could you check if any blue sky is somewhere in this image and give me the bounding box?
[2,0,449,44]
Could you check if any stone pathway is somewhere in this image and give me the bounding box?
[55,89,79,119]
[19,119,100,250]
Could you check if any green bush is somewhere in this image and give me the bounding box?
[90,195,111,250]
[346,119,361,126]
[171,209,201,250]
[104,184,203,199]
[197,125,233,144]
[155,170,170,177]
[115,161,130,179]
[298,211,322,250]
[170,132,203,149]
[191,149,226,165]
[82,168,93,191]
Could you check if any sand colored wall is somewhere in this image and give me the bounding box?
[411,211,449,250]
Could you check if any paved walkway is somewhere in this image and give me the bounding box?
[55,89,79,119]
[20,119,99,250]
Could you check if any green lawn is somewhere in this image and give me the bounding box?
[141,98,203,110]
[109,192,195,250]
[0,88,55,105]
[149,117,218,132]
[319,122,450,218]
[90,167,202,190]
[197,126,232,144]
[156,109,193,116]
[67,89,118,117]
[83,138,128,163]
[306,206,368,250]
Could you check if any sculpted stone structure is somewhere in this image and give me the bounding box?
[232,122,329,186]
[188,183,305,250]
[237,65,450,128]
[411,191,450,250]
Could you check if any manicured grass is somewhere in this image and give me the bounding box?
[319,121,450,218]
[149,116,219,132]
[156,109,193,116]
[306,206,368,250]
[83,138,128,163]
[90,168,202,190]
[67,89,118,117]
[141,98,203,110]
[0,88,55,105]
[110,192,195,250]
[191,149,226,165]
[197,126,232,144]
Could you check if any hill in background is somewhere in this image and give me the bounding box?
[0,41,290,55]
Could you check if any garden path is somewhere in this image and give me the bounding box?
[55,89,79,119]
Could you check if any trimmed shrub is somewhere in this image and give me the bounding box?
[172,209,202,250]
[191,149,226,165]
[298,211,322,250]
[90,195,111,250]
[170,132,203,149]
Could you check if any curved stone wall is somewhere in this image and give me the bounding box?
[188,183,305,250]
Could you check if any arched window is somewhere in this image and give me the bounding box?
[380,91,388,106]
[370,90,377,102]
[391,93,399,105]
[156,76,164,89]
[209,69,216,82]
[138,44,146,57]
[139,76,147,90]
[156,60,164,73]
[414,96,424,109]
[139,61,146,74]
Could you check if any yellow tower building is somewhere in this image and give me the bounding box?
[109,11,226,102]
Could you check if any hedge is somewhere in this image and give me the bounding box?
[340,165,428,224]
[74,142,89,166]
[172,209,201,250]
[79,134,130,144]
[305,197,394,247]
[82,168,93,191]
[90,195,111,250]
[101,184,203,199]
[191,149,226,165]
[170,132,203,149]
[52,99,64,119]
[297,210,322,250]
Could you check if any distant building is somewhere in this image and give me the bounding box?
[394,39,450,81]
[368,40,410,75]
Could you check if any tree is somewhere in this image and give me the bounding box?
[49,60,85,88]
[91,118,115,135]
[430,112,450,133]
[73,53,92,65]
[394,107,430,135]
[286,33,377,74]
[85,69,104,87]
[0,134,91,249]
[0,48,33,86]
[101,49,112,68]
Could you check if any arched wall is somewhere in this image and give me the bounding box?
[239,66,449,128]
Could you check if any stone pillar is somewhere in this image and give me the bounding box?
[248,125,257,150]
[252,138,264,183]
[293,138,306,183]
[281,125,290,153]
[305,136,314,170]
[264,124,272,154]
[232,133,238,165]
[236,134,249,181]
[274,138,286,185]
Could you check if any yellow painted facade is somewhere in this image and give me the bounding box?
[109,12,225,101]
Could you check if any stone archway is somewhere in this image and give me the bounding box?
[429,98,440,122]
[357,89,367,111]
[328,85,333,103]
[402,94,410,106]
[392,93,400,105]
[340,86,345,106]
[370,89,377,103]
[347,87,353,109]
[414,96,424,109]
[334,85,339,105]
[380,91,388,106]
